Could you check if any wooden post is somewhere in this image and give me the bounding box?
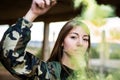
[99,30,106,78]
[41,22,50,61]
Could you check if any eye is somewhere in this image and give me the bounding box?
[70,36,77,39]
[83,38,89,42]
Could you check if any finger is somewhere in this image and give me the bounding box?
[35,0,45,9]
[44,0,51,6]
[50,0,57,6]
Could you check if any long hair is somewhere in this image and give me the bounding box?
[47,17,91,64]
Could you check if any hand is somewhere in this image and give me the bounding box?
[24,0,57,22]
[31,0,57,16]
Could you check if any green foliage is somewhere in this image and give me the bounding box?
[90,47,99,58]
[110,70,120,80]
[103,70,120,80]
[110,53,120,59]
[90,43,120,59]
[109,43,120,59]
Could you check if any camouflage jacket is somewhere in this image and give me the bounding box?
[0,18,62,80]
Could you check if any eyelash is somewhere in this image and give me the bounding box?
[70,36,89,42]
[71,36,77,39]
[83,39,89,41]
[70,36,89,41]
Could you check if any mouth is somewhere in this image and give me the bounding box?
[76,47,86,52]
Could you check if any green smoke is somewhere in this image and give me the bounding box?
[73,0,115,27]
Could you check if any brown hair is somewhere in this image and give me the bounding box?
[47,17,91,63]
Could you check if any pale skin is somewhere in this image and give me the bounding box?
[24,0,57,22]
[24,0,89,70]
[62,26,89,70]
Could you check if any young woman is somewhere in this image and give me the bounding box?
[0,0,94,80]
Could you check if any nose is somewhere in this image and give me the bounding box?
[77,38,83,46]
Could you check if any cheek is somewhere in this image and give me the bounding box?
[63,40,72,50]
[63,38,75,51]
[63,40,79,56]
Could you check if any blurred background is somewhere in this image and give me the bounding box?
[0,0,120,80]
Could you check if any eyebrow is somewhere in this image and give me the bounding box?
[69,32,79,36]
[69,32,89,37]
[83,35,89,37]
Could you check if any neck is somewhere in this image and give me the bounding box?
[62,52,87,70]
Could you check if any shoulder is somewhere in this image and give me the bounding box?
[47,61,61,71]
[47,61,61,78]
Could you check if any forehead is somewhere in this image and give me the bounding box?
[69,26,89,35]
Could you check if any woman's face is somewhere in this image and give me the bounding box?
[63,26,89,56]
